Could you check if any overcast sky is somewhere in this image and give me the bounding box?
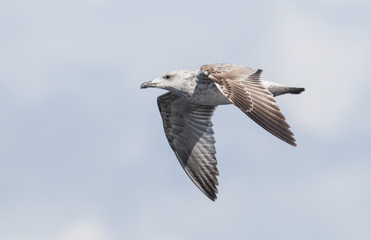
[1,0,371,239]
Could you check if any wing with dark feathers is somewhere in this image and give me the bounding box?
[157,92,219,200]
[201,63,297,146]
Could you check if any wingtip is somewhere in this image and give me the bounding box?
[284,137,297,147]
[207,194,217,201]
[203,189,218,201]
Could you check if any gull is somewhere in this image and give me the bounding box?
[140,63,304,201]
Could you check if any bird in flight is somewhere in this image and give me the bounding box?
[141,63,305,201]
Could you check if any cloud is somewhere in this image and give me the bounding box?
[1,219,110,240]
[54,219,110,240]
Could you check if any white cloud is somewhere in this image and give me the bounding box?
[54,219,110,240]
[1,219,110,240]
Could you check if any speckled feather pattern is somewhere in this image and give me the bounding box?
[143,63,304,201]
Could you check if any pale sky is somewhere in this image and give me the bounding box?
[1,0,370,239]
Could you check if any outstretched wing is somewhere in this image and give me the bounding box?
[201,63,296,146]
[157,92,219,200]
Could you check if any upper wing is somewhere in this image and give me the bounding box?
[157,92,219,201]
[201,64,296,146]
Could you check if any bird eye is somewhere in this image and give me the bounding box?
[163,75,171,80]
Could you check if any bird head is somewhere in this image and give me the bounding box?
[140,70,195,94]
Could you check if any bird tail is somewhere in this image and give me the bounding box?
[286,87,305,95]
[263,81,305,97]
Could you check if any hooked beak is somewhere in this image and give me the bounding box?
[140,81,158,89]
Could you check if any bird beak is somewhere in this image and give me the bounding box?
[140,81,158,89]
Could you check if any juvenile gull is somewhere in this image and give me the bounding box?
[140,63,305,201]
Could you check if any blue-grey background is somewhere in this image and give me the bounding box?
[1,0,370,239]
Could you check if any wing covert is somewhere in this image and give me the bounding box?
[201,64,297,146]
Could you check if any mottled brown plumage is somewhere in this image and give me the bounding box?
[141,63,304,200]
[201,64,296,146]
